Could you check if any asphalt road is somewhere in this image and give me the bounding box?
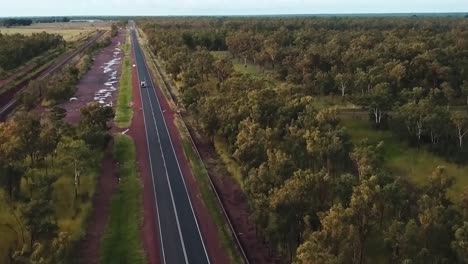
[130,24,211,264]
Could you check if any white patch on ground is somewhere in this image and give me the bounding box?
[94,40,123,106]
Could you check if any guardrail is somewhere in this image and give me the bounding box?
[0,30,107,121]
[143,37,251,263]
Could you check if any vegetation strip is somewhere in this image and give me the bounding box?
[100,134,145,264]
[114,31,133,128]
[175,118,244,264]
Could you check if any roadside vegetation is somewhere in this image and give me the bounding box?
[16,26,114,108]
[114,32,134,128]
[0,103,114,263]
[176,117,243,263]
[101,134,145,264]
[139,16,468,263]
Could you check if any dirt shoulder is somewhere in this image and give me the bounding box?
[188,125,278,263]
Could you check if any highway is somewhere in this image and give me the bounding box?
[130,24,211,264]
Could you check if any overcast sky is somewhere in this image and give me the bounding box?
[1,0,467,16]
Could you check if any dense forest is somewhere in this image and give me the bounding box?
[139,16,468,263]
[0,32,64,73]
[0,103,114,263]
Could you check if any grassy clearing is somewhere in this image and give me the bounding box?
[101,134,145,264]
[114,33,133,128]
[310,95,358,110]
[210,51,271,78]
[176,119,242,264]
[341,116,468,197]
[0,22,108,42]
[0,27,94,42]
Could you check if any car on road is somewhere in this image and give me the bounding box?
[140,80,147,88]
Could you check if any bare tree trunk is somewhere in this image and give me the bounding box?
[74,162,79,199]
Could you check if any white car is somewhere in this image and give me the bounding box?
[140,80,147,88]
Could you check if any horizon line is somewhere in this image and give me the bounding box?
[1,12,467,18]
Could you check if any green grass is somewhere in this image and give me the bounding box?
[310,95,358,110]
[100,134,145,264]
[214,136,244,189]
[342,116,468,197]
[176,119,242,264]
[210,51,263,77]
[114,33,133,128]
[0,27,94,42]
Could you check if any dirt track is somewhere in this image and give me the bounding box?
[68,30,123,263]
[60,31,124,124]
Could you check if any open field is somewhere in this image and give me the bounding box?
[0,22,110,41]
[341,116,468,197]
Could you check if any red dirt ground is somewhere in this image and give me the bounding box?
[65,30,123,263]
[60,32,124,124]
[79,145,118,264]
[192,127,280,264]
[146,65,230,263]
[128,47,161,264]
[188,128,279,264]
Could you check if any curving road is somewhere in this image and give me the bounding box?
[130,23,211,264]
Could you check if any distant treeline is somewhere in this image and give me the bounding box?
[0,17,70,27]
[1,18,33,26]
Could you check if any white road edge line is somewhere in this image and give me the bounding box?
[145,85,190,264]
[131,28,167,264]
[140,33,211,264]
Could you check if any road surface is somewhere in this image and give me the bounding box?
[130,23,211,264]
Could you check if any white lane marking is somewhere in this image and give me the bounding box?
[131,30,167,264]
[145,79,189,264]
[121,129,130,135]
[141,40,211,264]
